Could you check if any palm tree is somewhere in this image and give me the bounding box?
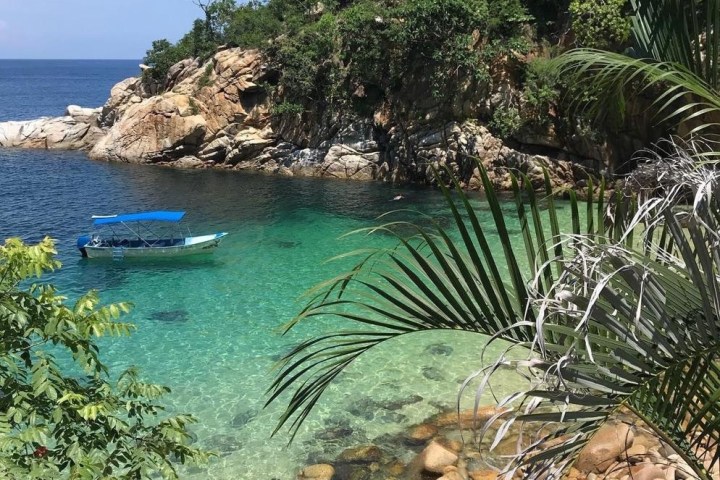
[267,140,720,478]
[551,0,720,136]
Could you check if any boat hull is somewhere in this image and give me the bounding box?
[81,233,227,259]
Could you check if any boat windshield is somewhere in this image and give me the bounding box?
[90,220,192,249]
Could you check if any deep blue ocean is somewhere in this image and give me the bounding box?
[0,60,534,479]
[0,59,139,121]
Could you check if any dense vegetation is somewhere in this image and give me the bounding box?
[0,239,208,479]
[143,0,639,137]
[268,0,720,478]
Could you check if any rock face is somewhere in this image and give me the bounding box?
[89,94,206,163]
[0,47,607,191]
[0,106,103,150]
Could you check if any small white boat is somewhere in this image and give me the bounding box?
[77,211,228,259]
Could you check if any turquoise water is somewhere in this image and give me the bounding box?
[0,149,539,478]
[0,60,552,478]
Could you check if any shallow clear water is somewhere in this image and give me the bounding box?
[0,148,542,478]
[0,60,558,479]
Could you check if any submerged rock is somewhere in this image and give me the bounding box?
[297,464,335,480]
[148,309,189,323]
[230,409,257,428]
[204,433,242,456]
[381,394,423,411]
[424,343,454,356]
[422,366,445,381]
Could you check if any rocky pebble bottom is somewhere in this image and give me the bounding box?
[296,407,718,480]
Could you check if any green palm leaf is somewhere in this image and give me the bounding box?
[551,0,720,135]
[267,162,614,441]
[472,146,720,479]
[549,49,720,135]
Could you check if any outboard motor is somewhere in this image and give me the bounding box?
[77,235,91,258]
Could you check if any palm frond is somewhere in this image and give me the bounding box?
[631,0,720,89]
[549,49,720,135]
[267,163,612,439]
[472,140,720,479]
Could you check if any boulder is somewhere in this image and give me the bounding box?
[433,406,507,429]
[225,127,276,164]
[297,463,334,480]
[65,105,101,125]
[89,94,206,163]
[337,445,383,464]
[405,423,438,445]
[418,440,458,474]
[629,465,666,480]
[469,470,498,480]
[0,116,102,150]
[99,77,145,127]
[576,423,635,473]
[320,145,378,180]
[172,155,206,169]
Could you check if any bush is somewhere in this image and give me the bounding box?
[271,101,305,116]
[225,0,284,48]
[271,12,338,104]
[569,0,631,49]
[198,63,215,89]
[0,238,209,479]
[142,39,190,84]
[489,104,523,139]
[522,57,561,126]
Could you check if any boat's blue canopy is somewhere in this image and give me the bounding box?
[93,211,185,226]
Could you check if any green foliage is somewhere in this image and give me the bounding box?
[554,0,720,135]
[489,104,523,138]
[336,0,389,89]
[268,144,720,478]
[189,97,201,115]
[271,12,338,104]
[522,57,561,125]
[198,63,215,89]
[271,101,304,116]
[569,0,631,49]
[225,0,283,48]
[143,0,534,109]
[142,39,190,84]
[0,238,210,479]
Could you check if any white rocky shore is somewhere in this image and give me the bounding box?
[0,105,104,150]
[0,48,603,191]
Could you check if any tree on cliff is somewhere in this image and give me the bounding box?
[552,0,720,137]
[0,238,209,479]
[268,145,720,478]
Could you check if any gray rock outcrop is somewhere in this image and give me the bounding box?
[0,47,606,192]
[0,106,103,150]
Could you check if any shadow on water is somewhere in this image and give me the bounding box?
[148,309,190,323]
[77,255,223,270]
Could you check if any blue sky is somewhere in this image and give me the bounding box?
[0,0,204,59]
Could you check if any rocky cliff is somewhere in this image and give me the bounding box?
[0,48,608,191]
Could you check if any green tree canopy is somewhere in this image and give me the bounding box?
[0,238,209,479]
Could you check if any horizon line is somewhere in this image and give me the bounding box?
[0,58,141,61]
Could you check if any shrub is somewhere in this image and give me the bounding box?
[523,57,561,126]
[198,63,214,89]
[143,39,190,84]
[569,0,631,49]
[271,101,304,116]
[225,0,284,48]
[0,238,209,479]
[489,104,523,139]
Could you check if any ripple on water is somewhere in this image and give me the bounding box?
[0,150,571,479]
